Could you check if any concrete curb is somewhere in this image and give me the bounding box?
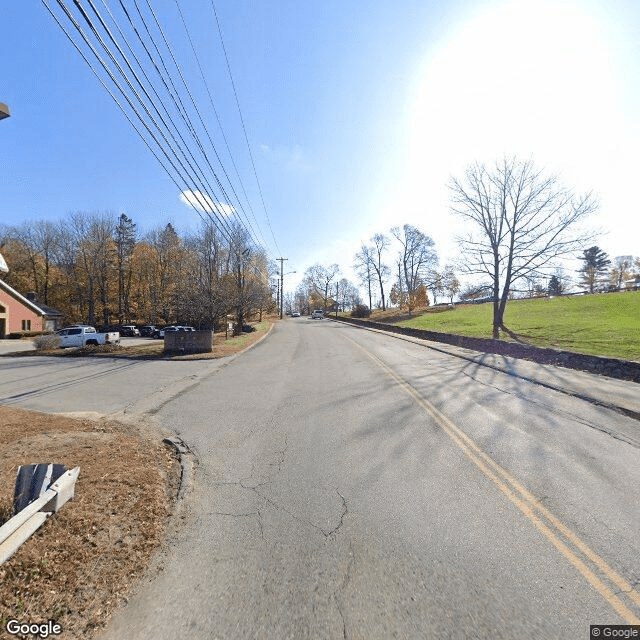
[162,437,196,503]
[233,320,276,357]
[156,324,275,502]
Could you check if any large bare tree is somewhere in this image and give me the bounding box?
[450,157,597,338]
[303,263,340,311]
[353,245,374,311]
[391,224,438,312]
[370,233,390,310]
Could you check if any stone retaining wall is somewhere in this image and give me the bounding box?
[336,317,640,383]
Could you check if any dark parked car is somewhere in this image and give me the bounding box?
[139,325,156,337]
[119,325,140,337]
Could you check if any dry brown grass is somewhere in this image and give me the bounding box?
[0,407,180,639]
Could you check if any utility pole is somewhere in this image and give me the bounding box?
[277,257,288,319]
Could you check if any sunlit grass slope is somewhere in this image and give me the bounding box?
[390,291,640,360]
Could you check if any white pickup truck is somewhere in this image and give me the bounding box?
[55,326,120,348]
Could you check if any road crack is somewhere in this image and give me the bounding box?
[334,542,355,640]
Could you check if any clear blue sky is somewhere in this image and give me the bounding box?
[2,1,639,295]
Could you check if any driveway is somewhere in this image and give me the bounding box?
[0,339,35,354]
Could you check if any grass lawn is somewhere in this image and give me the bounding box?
[386,291,640,361]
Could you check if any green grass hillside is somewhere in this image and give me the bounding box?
[389,291,640,361]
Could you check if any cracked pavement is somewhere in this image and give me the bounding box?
[95,319,640,638]
[6,319,637,638]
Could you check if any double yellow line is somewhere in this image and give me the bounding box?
[344,333,640,624]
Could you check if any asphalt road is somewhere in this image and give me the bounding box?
[1,319,639,639]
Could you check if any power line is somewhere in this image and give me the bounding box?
[172,0,268,250]
[45,0,240,257]
[142,0,265,249]
[211,1,282,256]
[44,0,274,281]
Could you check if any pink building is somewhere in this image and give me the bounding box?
[0,279,63,338]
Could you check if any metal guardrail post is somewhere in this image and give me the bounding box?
[0,466,80,565]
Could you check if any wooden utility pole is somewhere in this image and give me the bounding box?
[277,258,288,319]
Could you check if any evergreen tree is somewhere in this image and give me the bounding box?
[548,275,562,296]
[579,246,610,293]
[114,213,137,322]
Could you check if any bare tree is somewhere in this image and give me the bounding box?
[609,255,633,290]
[370,233,390,310]
[336,277,361,312]
[183,221,226,327]
[67,212,116,326]
[431,272,444,304]
[354,234,390,311]
[353,245,374,311]
[294,284,311,316]
[450,157,597,338]
[4,221,62,305]
[303,263,340,311]
[441,266,460,304]
[391,224,438,312]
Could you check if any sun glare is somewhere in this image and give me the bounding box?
[391,0,635,258]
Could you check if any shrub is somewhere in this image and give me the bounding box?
[33,335,61,350]
[8,331,47,339]
[351,304,371,318]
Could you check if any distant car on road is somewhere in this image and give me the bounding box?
[311,309,324,319]
[292,311,300,317]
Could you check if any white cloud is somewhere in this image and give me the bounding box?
[179,190,235,217]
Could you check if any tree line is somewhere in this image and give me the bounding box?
[457,248,639,302]
[295,156,638,339]
[1,212,274,331]
[291,224,460,318]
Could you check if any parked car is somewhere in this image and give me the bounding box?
[152,325,196,339]
[139,325,156,337]
[311,309,324,319]
[119,325,140,337]
[167,325,196,333]
[55,326,120,348]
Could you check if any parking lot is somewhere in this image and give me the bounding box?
[0,336,155,354]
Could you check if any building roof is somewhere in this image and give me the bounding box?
[0,279,63,318]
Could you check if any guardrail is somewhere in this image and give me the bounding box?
[0,466,80,565]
